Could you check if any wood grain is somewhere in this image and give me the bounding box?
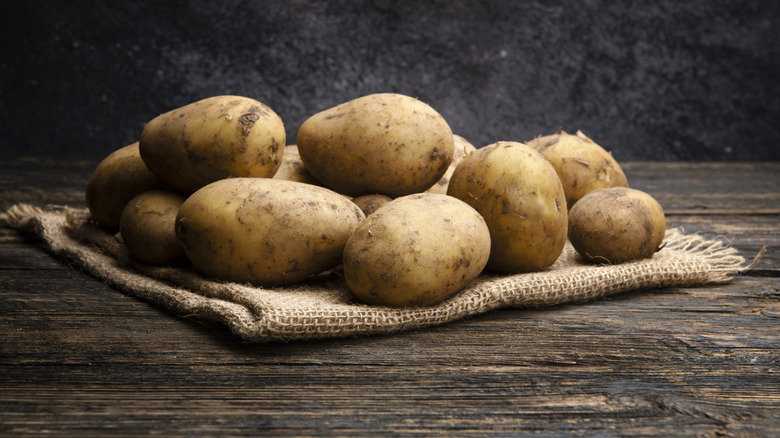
[1,160,778,436]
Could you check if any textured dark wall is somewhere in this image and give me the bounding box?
[2,0,778,161]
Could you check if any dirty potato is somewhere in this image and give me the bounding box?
[140,95,285,194]
[568,187,666,264]
[175,178,365,287]
[296,93,454,197]
[426,134,478,194]
[86,142,165,230]
[526,130,628,209]
[273,144,324,186]
[351,194,393,217]
[343,193,491,307]
[448,141,568,273]
[119,190,187,265]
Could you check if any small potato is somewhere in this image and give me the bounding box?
[273,145,324,186]
[175,178,365,287]
[448,141,568,273]
[426,134,478,194]
[120,190,187,265]
[86,142,165,230]
[568,187,666,264]
[526,130,628,209]
[140,95,285,194]
[343,193,491,307]
[351,194,393,217]
[297,93,454,197]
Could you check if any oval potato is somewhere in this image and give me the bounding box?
[448,141,568,273]
[527,130,628,209]
[140,95,285,194]
[343,193,491,307]
[272,144,324,186]
[568,187,666,264]
[120,190,187,265]
[86,142,165,230]
[426,134,478,194]
[296,93,454,197]
[175,178,365,286]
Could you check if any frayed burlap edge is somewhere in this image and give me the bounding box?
[1,203,753,342]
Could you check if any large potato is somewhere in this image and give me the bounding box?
[447,141,568,273]
[426,134,478,194]
[568,187,666,264]
[175,178,365,287]
[526,130,628,209]
[296,93,454,197]
[86,142,165,230]
[120,190,186,265]
[140,95,285,194]
[343,193,491,307]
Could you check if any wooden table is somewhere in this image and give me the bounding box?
[1,159,778,436]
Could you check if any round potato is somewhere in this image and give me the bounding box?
[175,178,365,287]
[140,95,285,194]
[273,144,324,186]
[86,142,165,230]
[120,190,187,265]
[296,93,454,197]
[343,193,491,307]
[526,130,628,209]
[426,134,478,194]
[351,194,393,217]
[447,141,568,273]
[568,187,666,264]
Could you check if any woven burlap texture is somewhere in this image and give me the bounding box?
[2,203,748,342]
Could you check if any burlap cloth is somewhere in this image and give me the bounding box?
[2,203,750,342]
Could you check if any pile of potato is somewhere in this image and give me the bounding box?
[86,93,666,307]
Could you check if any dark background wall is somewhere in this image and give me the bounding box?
[2,0,778,162]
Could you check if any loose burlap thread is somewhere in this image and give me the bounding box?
[2,203,750,342]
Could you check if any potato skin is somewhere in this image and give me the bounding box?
[527,130,628,209]
[272,145,324,186]
[86,142,165,230]
[120,190,187,265]
[140,95,285,194]
[296,93,454,197]
[343,193,490,307]
[351,194,393,217]
[568,187,666,264]
[447,141,568,273]
[175,178,365,287]
[426,134,478,195]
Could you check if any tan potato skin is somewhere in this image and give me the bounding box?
[568,187,666,264]
[120,190,187,265]
[447,141,568,273]
[175,178,365,287]
[426,134,478,194]
[526,130,628,209]
[140,95,285,194]
[86,142,165,230]
[351,194,393,217]
[343,193,491,307]
[272,145,324,186]
[296,93,454,198]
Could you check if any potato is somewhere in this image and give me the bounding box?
[447,141,568,273]
[568,187,666,264]
[343,193,490,307]
[140,95,285,194]
[351,194,393,217]
[526,130,628,209]
[426,134,478,194]
[120,190,187,265]
[175,178,365,286]
[272,144,324,186]
[86,142,165,230]
[296,93,454,197]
